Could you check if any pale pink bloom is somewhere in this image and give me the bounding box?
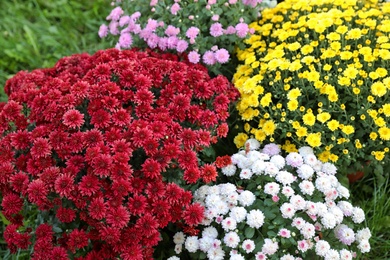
[119,15,130,27]
[272,195,279,202]
[186,27,200,39]
[278,228,291,238]
[98,24,108,38]
[202,51,216,65]
[109,21,119,35]
[297,239,310,252]
[208,0,217,4]
[214,48,230,63]
[235,22,249,38]
[150,0,158,6]
[165,25,180,36]
[188,50,201,63]
[170,3,181,15]
[106,6,124,21]
[210,23,224,37]
[212,14,219,21]
[229,0,238,3]
[188,15,194,20]
[176,40,188,52]
[119,33,133,48]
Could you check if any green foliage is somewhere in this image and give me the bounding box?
[0,0,112,102]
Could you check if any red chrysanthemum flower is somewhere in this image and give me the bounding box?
[54,174,75,198]
[56,207,76,223]
[141,158,161,179]
[92,154,113,177]
[183,167,201,184]
[10,172,29,193]
[79,174,100,196]
[88,197,106,220]
[90,109,111,129]
[127,194,147,216]
[1,193,24,217]
[112,108,131,127]
[182,203,204,226]
[215,155,232,168]
[131,127,153,147]
[135,214,159,237]
[177,149,198,170]
[67,229,89,253]
[99,225,121,245]
[145,180,166,198]
[165,183,183,204]
[30,138,52,159]
[27,179,48,204]
[180,128,198,148]
[217,123,229,138]
[62,109,85,129]
[134,88,154,104]
[121,244,144,260]
[201,163,218,183]
[106,205,130,228]
[50,246,69,260]
[10,130,31,150]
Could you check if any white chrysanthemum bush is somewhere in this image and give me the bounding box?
[170,139,371,260]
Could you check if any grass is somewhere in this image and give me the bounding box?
[0,0,113,101]
[350,176,390,259]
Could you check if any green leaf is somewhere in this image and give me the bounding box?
[245,226,255,239]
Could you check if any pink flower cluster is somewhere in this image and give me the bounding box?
[1,48,239,259]
[98,1,261,66]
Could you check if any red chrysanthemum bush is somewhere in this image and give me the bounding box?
[0,48,239,259]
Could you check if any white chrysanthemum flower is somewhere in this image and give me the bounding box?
[262,143,281,156]
[254,252,267,259]
[251,160,267,175]
[299,146,314,156]
[239,190,256,207]
[240,168,253,179]
[219,183,237,195]
[194,185,210,200]
[241,239,255,253]
[299,180,315,196]
[199,236,214,252]
[245,138,261,150]
[270,154,285,169]
[315,240,331,257]
[316,202,328,217]
[229,206,247,223]
[358,239,371,253]
[280,254,295,260]
[280,203,296,219]
[185,236,199,253]
[297,164,314,179]
[356,228,372,242]
[222,217,237,231]
[339,249,353,260]
[262,238,279,255]
[215,200,230,215]
[246,150,263,162]
[306,201,318,216]
[337,201,353,216]
[282,186,295,197]
[223,231,240,248]
[292,217,306,230]
[301,222,316,239]
[321,212,337,229]
[202,217,212,226]
[264,162,279,176]
[205,193,223,208]
[290,195,307,210]
[335,224,355,246]
[297,239,310,252]
[315,176,333,193]
[322,162,337,175]
[336,185,350,199]
[285,152,304,167]
[231,153,247,165]
[226,192,239,204]
[167,256,180,260]
[264,182,280,196]
[352,207,365,223]
[202,226,219,239]
[324,249,340,260]
[329,206,344,225]
[205,207,218,219]
[246,209,265,228]
[207,246,225,260]
[174,244,182,254]
[230,253,245,260]
[276,170,295,185]
[303,153,318,166]
[222,164,237,176]
[312,160,324,172]
[173,232,186,245]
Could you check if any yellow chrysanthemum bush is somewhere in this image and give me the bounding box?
[233,0,390,180]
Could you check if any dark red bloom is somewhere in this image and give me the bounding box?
[67,229,89,253]
[182,203,204,226]
[56,207,76,223]
[201,164,218,183]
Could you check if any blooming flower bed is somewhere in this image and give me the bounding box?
[0,48,238,259]
[233,0,390,177]
[170,139,371,259]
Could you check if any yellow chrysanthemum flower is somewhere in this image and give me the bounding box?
[305,133,322,147]
[302,112,316,126]
[262,120,276,136]
[327,120,340,131]
[234,133,248,148]
[378,127,390,140]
